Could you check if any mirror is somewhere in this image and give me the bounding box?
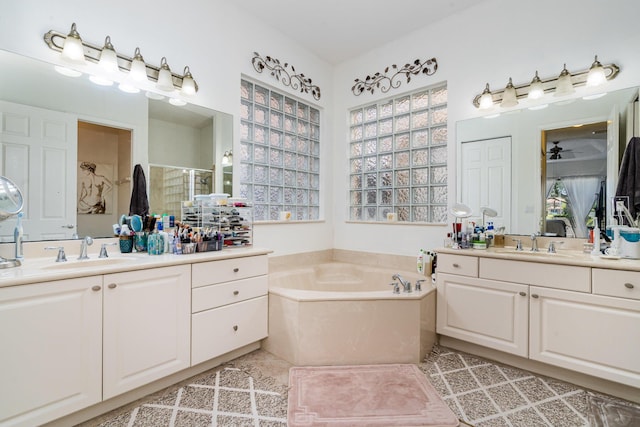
[0,176,24,220]
[0,49,232,242]
[457,86,638,237]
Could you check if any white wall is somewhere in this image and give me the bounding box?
[333,0,640,256]
[2,0,639,257]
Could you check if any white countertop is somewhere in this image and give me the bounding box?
[0,247,272,288]
[436,246,640,272]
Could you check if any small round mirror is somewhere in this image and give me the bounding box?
[0,176,24,220]
[450,203,472,218]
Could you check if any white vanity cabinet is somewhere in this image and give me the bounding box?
[191,255,268,365]
[437,251,640,389]
[103,265,191,399]
[529,285,640,388]
[437,253,529,357]
[0,276,103,427]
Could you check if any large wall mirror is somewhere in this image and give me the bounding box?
[457,86,639,238]
[0,49,232,242]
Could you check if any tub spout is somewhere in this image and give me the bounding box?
[392,273,411,293]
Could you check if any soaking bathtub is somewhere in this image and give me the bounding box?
[262,262,436,366]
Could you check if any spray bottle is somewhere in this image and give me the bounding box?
[417,249,425,274]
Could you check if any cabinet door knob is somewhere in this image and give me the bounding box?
[452,263,460,268]
[233,325,238,331]
[625,283,635,289]
[233,268,239,273]
[92,285,101,291]
[108,283,117,289]
[531,294,539,298]
[519,291,526,296]
[233,290,239,296]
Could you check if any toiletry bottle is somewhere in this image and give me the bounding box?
[486,222,495,247]
[417,249,424,273]
[14,212,23,260]
[157,221,169,253]
[591,217,601,256]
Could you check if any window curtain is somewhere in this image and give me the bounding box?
[562,176,601,238]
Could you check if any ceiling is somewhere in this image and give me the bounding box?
[234,0,483,64]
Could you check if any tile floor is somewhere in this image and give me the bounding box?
[80,346,639,427]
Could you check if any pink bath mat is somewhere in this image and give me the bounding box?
[288,364,459,426]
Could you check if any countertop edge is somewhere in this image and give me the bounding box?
[0,247,273,288]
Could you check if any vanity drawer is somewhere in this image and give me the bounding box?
[192,275,268,313]
[480,258,590,292]
[191,295,268,365]
[438,254,478,277]
[593,269,640,300]
[192,255,268,287]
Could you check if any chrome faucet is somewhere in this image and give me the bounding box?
[547,241,564,253]
[78,236,93,260]
[530,233,539,252]
[392,273,411,293]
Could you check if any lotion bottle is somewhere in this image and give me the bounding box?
[417,249,425,274]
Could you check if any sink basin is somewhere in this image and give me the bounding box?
[41,257,136,270]
[491,248,576,258]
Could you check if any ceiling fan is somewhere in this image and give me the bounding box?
[548,141,568,160]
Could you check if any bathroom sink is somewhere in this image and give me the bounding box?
[41,257,137,270]
[491,248,576,258]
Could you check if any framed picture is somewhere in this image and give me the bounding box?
[77,161,114,214]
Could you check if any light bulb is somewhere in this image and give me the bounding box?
[586,55,606,87]
[98,36,119,74]
[528,71,544,100]
[478,83,494,109]
[156,57,175,92]
[554,64,574,97]
[500,78,518,108]
[60,23,86,64]
[129,47,148,82]
[180,66,197,96]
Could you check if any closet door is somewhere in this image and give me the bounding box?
[0,100,77,241]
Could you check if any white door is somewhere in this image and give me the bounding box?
[0,277,102,427]
[0,100,77,241]
[103,265,191,399]
[461,137,511,230]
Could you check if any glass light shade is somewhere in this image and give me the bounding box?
[118,82,140,94]
[221,152,231,166]
[129,48,148,82]
[500,78,518,108]
[527,71,544,100]
[169,98,187,106]
[554,64,574,97]
[98,36,119,74]
[89,75,114,86]
[54,65,82,77]
[60,23,86,64]
[180,66,197,96]
[478,83,494,109]
[156,57,175,92]
[587,55,606,87]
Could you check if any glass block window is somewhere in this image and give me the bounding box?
[349,84,448,222]
[240,79,320,221]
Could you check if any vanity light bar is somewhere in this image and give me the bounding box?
[43,24,198,94]
[472,58,619,109]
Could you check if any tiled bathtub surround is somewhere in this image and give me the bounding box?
[264,256,436,365]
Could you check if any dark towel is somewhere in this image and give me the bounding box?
[615,137,640,220]
[129,164,149,217]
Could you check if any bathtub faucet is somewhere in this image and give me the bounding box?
[392,274,412,293]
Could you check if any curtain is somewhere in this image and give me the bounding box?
[562,176,601,238]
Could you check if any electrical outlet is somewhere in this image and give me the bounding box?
[614,196,629,212]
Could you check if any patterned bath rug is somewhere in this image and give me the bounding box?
[288,364,459,426]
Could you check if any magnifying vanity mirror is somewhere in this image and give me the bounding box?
[0,49,233,242]
[457,86,639,238]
